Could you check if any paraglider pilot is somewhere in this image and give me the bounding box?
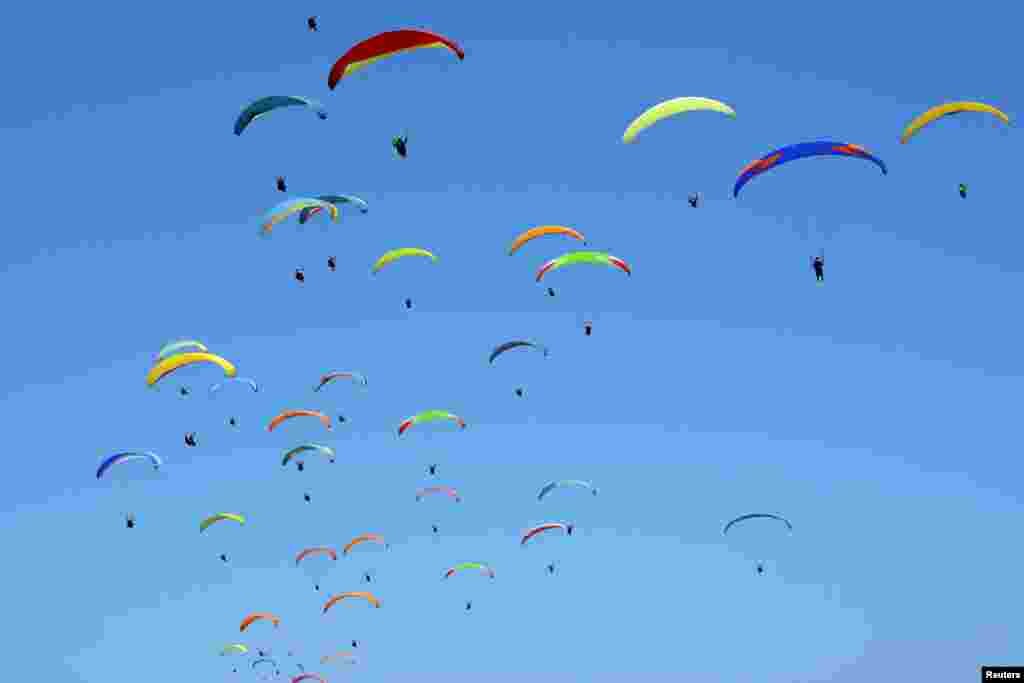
[307,16,318,31]
[432,524,439,535]
[125,513,136,529]
[179,386,190,397]
[465,600,473,612]
[547,287,556,297]
[295,268,305,284]
[515,387,523,397]
[811,255,824,283]
[327,255,337,272]
[363,571,373,583]
[276,176,287,192]
[427,464,438,476]
[220,553,229,563]
[546,562,556,575]
[404,297,413,310]
[297,461,305,472]
[688,193,700,208]
[184,432,197,447]
[337,415,346,424]
[583,321,593,336]
[959,183,968,199]
[392,134,409,158]
[228,417,237,427]
[303,492,311,503]
[351,640,359,649]
[756,562,765,575]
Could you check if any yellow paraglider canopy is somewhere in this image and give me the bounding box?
[146,352,237,387]
[900,101,1010,143]
[622,96,736,144]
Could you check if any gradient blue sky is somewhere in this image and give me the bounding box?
[2,1,1021,681]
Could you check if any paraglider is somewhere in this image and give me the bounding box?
[621,96,736,144]
[397,409,466,436]
[200,512,246,533]
[262,198,339,236]
[267,409,332,433]
[343,533,388,556]
[900,101,1010,143]
[96,451,162,479]
[322,591,381,613]
[416,486,461,503]
[298,195,369,224]
[327,256,336,271]
[509,225,586,256]
[295,268,305,284]
[277,176,287,192]
[307,16,318,31]
[296,547,338,591]
[488,340,549,365]
[535,251,632,282]
[521,522,574,546]
[392,133,408,159]
[327,29,465,90]
[733,141,887,198]
[146,352,236,387]
[537,479,598,501]
[281,444,335,467]
[314,371,368,393]
[959,183,968,198]
[157,339,208,361]
[812,255,824,283]
[210,377,259,396]
[234,96,327,136]
[239,612,281,632]
[184,432,198,447]
[443,562,495,580]
[372,247,437,274]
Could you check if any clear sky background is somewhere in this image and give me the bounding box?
[1,1,1021,681]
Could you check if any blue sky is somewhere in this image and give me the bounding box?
[1,1,1021,681]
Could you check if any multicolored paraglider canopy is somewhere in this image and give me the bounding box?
[328,29,465,89]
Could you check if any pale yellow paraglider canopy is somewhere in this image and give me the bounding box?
[146,352,237,386]
[622,96,736,144]
[371,247,437,274]
[900,101,1010,143]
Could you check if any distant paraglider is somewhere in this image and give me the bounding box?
[392,133,409,158]
[234,96,327,136]
[277,176,287,192]
[295,268,305,284]
[327,29,465,90]
[959,183,968,199]
[307,16,318,32]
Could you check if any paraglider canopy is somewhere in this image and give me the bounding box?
[328,29,465,89]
